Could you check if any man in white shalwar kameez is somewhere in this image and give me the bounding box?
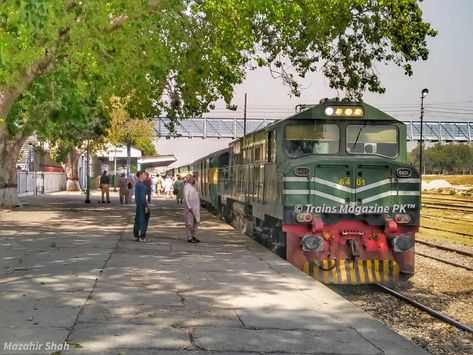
[184,175,200,243]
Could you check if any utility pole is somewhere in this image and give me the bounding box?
[243,93,247,136]
[113,148,117,192]
[126,133,131,176]
[85,139,91,203]
[419,88,429,177]
[419,88,429,203]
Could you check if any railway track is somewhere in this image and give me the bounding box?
[420,194,473,242]
[415,240,473,271]
[416,252,473,271]
[416,240,473,257]
[422,195,473,213]
[422,194,473,204]
[422,202,473,213]
[376,284,473,334]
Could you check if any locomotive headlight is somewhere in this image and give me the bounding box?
[335,108,343,116]
[392,235,415,252]
[325,107,334,116]
[354,108,363,116]
[344,108,353,116]
[301,235,325,251]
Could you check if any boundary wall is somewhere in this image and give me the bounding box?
[16,171,66,197]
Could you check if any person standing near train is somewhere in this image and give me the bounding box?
[184,175,200,243]
[183,175,200,243]
[133,170,150,242]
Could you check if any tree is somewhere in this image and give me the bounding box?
[106,96,157,157]
[0,1,437,206]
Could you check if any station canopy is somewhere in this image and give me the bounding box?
[138,155,177,169]
[97,144,142,159]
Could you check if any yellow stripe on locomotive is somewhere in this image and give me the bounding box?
[302,260,400,284]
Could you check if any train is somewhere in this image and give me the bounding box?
[172,98,421,284]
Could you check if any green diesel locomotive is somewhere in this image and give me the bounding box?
[186,98,420,284]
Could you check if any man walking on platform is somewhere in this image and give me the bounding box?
[134,171,150,242]
[184,175,200,243]
[99,170,111,203]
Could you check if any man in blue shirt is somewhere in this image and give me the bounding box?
[133,170,150,242]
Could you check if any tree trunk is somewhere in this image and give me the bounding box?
[0,56,55,207]
[0,125,28,207]
[0,85,31,207]
[62,149,82,191]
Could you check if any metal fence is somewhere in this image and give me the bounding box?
[16,171,66,197]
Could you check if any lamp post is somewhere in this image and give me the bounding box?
[419,88,429,177]
[85,139,91,203]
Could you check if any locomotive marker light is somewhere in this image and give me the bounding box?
[394,214,412,224]
[301,235,325,251]
[296,212,313,223]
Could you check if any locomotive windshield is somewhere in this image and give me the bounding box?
[346,125,398,158]
[285,123,339,157]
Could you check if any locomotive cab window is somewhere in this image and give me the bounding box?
[346,125,398,158]
[285,123,339,157]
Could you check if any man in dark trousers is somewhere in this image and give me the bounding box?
[133,170,150,242]
[99,170,111,203]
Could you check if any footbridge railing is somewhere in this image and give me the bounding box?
[156,117,473,142]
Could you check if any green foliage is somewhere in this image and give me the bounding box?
[0,0,437,148]
[409,143,473,173]
[106,96,157,156]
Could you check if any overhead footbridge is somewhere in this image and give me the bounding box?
[156,117,473,142]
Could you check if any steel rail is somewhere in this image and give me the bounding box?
[419,225,473,238]
[416,251,473,271]
[416,240,473,257]
[376,284,473,334]
[422,195,473,204]
[422,203,473,213]
[422,198,473,205]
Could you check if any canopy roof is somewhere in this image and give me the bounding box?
[138,155,176,169]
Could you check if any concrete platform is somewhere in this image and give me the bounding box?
[0,191,428,354]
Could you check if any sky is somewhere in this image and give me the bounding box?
[156,0,473,168]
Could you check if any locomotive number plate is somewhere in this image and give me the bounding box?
[294,166,310,176]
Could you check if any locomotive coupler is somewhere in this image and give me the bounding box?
[347,239,360,258]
